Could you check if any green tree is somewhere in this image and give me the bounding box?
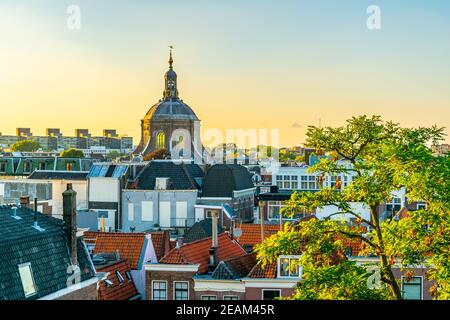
[60,148,84,158]
[11,140,41,152]
[256,115,448,300]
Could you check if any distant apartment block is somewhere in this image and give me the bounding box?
[0,128,133,153]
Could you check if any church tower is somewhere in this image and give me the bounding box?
[133,49,203,162]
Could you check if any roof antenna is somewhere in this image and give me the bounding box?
[32,197,45,232]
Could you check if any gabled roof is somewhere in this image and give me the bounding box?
[97,260,139,300]
[133,161,204,190]
[202,164,254,197]
[247,261,278,279]
[28,170,89,180]
[159,233,247,274]
[0,206,96,300]
[235,223,281,247]
[183,219,223,243]
[83,232,146,269]
[148,230,171,261]
[212,253,257,280]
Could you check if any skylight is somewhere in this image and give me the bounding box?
[18,263,37,298]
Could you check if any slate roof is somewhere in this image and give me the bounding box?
[212,253,257,280]
[28,170,89,180]
[97,260,139,300]
[83,232,146,269]
[159,233,247,274]
[202,164,254,197]
[235,224,281,247]
[183,219,223,243]
[133,161,204,190]
[0,205,96,300]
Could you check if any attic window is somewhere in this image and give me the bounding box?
[18,263,37,298]
[277,255,301,278]
[116,271,125,284]
[105,279,114,288]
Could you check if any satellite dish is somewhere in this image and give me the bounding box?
[233,228,242,238]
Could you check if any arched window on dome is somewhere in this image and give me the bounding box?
[156,132,165,149]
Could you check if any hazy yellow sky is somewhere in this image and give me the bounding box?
[1,1,449,147]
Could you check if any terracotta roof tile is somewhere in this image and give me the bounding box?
[97,260,139,300]
[84,232,145,269]
[235,224,280,247]
[160,233,247,274]
[247,261,277,279]
[148,230,170,261]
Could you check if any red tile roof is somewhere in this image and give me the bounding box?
[97,260,139,300]
[247,261,277,279]
[83,232,145,269]
[148,230,171,261]
[160,233,247,274]
[235,224,281,247]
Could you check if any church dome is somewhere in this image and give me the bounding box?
[144,98,199,121]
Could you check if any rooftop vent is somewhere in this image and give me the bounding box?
[11,206,22,220]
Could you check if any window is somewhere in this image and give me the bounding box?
[201,295,217,300]
[116,271,125,284]
[156,132,165,149]
[262,290,280,300]
[275,175,299,190]
[345,247,353,257]
[39,162,46,170]
[152,281,167,300]
[402,277,422,300]
[18,263,36,298]
[141,201,153,222]
[66,162,74,171]
[174,281,189,300]
[416,202,427,210]
[278,256,301,278]
[268,201,307,221]
[23,161,32,174]
[128,203,134,222]
[175,201,188,227]
[0,162,7,173]
[223,295,239,300]
[386,197,402,213]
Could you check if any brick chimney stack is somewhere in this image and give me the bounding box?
[63,183,78,266]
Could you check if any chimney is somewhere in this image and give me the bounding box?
[208,210,219,272]
[20,196,30,206]
[63,183,78,266]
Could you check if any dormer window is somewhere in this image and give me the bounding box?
[277,255,302,278]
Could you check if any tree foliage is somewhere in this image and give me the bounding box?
[256,115,449,300]
[60,148,84,158]
[11,140,41,152]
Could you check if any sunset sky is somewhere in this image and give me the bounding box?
[1,0,449,147]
